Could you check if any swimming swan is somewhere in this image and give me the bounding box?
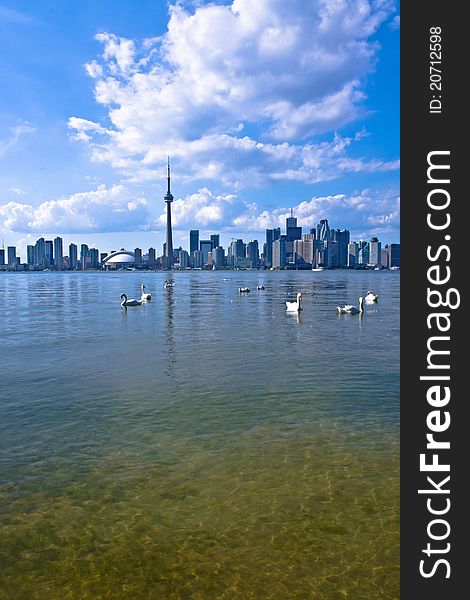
[286,292,302,312]
[120,293,142,307]
[365,290,378,302]
[140,284,152,301]
[337,297,363,315]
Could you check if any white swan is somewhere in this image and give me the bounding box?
[365,290,378,303]
[121,293,142,307]
[286,292,302,312]
[164,280,174,289]
[140,284,151,301]
[239,287,250,293]
[337,297,364,315]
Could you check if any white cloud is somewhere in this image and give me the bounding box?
[0,123,36,158]
[0,185,150,233]
[68,0,398,185]
[8,187,26,195]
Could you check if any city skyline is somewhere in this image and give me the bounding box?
[0,1,399,258]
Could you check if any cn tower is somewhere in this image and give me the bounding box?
[164,158,174,269]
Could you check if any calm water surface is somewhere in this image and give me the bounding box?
[0,270,399,599]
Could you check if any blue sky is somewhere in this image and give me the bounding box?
[0,0,399,259]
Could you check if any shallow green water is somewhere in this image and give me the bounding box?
[0,270,399,599]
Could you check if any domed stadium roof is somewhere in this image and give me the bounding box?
[103,250,135,264]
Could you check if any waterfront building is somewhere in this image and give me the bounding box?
[45,240,53,267]
[212,246,225,268]
[0,249,4,266]
[381,248,389,268]
[331,229,350,267]
[246,240,259,268]
[326,240,339,268]
[102,250,135,269]
[272,236,287,268]
[69,243,78,270]
[148,247,156,269]
[348,242,358,267]
[294,234,314,267]
[7,246,16,267]
[35,238,46,268]
[54,237,63,270]
[369,237,381,267]
[231,239,245,261]
[80,244,89,270]
[192,249,204,268]
[199,240,213,265]
[358,243,369,266]
[210,234,220,249]
[178,249,189,268]
[387,243,400,268]
[264,229,274,268]
[27,245,35,267]
[134,247,142,267]
[189,230,199,255]
[164,158,174,269]
[100,253,108,264]
[89,248,99,269]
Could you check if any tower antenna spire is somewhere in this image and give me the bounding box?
[167,156,171,194]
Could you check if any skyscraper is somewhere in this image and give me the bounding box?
[134,247,142,267]
[69,243,78,269]
[210,234,220,249]
[265,229,275,268]
[200,240,213,265]
[369,237,381,267]
[80,244,89,269]
[164,158,174,269]
[54,237,63,270]
[45,240,53,267]
[148,247,156,269]
[387,243,400,268]
[27,245,35,266]
[7,246,16,267]
[0,249,4,267]
[189,230,199,255]
[246,240,259,267]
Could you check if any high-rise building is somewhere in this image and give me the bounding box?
[148,247,156,269]
[100,253,108,264]
[316,219,331,242]
[189,230,199,255]
[45,240,53,267]
[331,229,350,267]
[358,243,369,265]
[264,229,274,268]
[178,249,189,268]
[134,247,142,267]
[347,242,358,267]
[89,248,99,268]
[34,238,45,267]
[80,244,89,269]
[164,158,174,269]
[369,237,381,267]
[199,240,213,265]
[210,234,220,249]
[231,239,245,261]
[387,243,400,268]
[7,246,16,266]
[246,240,259,268]
[54,237,63,270]
[294,234,314,266]
[272,236,287,268]
[69,243,78,269]
[27,245,35,266]
[0,249,4,266]
[381,248,389,268]
[212,246,225,268]
[192,250,204,268]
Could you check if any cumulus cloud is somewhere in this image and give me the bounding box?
[0,185,150,233]
[68,0,398,185]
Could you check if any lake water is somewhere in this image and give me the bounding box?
[0,270,399,599]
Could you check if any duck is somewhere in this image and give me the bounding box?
[239,287,250,293]
[337,297,364,315]
[257,285,265,290]
[286,292,302,312]
[140,284,152,301]
[164,280,174,289]
[120,293,142,307]
[365,290,378,303]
